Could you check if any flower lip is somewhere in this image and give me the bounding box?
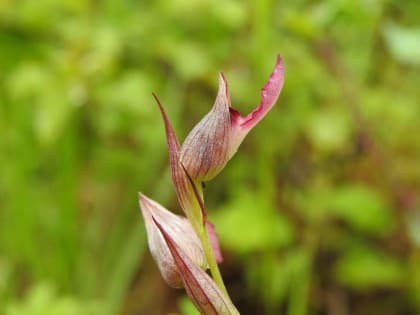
[232,55,284,130]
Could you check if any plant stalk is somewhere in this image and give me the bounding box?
[199,223,229,297]
[193,183,229,297]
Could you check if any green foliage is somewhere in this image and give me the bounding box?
[0,0,419,314]
[211,191,294,254]
[383,23,420,66]
[5,283,102,315]
[177,296,201,315]
[328,186,395,235]
[334,244,405,290]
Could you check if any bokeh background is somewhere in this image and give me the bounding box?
[1,0,420,314]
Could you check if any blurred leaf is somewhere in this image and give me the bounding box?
[334,245,405,290]
[5,283,102,315]
[247,254,291,311]
[210,0,247,30]
[288,249,311,315]
[409,254,420,307]
[7,63,74,145]
[327,185,395,236]
[246,249,312,315]
[170,42,212,80]
[0,258,11,299]
[211,191,294,254]
[405,210,420,246]
[97,71,153,116]
[304,108,352,153]
[383,23,420,66]
[178,295,201,315]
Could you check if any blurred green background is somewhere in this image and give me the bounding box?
[1,0,420,314]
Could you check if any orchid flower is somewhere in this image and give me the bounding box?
[180,55,284,182]
[138,193,207,288]
[139,193,222,287]
[154,218,240,315]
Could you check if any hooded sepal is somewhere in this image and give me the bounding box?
[155,219,240,315]
[180,74,231,182]
[138,193,207,288]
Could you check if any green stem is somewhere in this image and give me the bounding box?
[199,223,229,297]
[193,183,229,297]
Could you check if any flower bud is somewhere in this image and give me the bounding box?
[139,193,207,288]
[155,218,240,315]
[180,55,284,182]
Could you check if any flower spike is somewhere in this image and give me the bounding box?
[180,55,284,182]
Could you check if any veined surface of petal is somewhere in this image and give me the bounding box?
[155,219,240,315]
[180,74,231,182]
[139,193,207,288]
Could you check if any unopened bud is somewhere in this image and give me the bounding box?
[155,218,240,315]
[139,193,207,288]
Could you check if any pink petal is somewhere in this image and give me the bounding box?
[206,221,223,264]
[154,219,240,315]
[231,55,284,132]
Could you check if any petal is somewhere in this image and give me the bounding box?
[180,74,231,182]
[153,94,205,228]
[229,55,285,157]
[139,193,207,288]
[155,219,240,315]
[206,221,223,264]
[232,55,284,129]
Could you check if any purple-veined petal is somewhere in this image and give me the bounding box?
[232,55,284,129]
[180,74,231,182]
[155,219,240,315]
[153,94,205,228]
[139,193,207,288]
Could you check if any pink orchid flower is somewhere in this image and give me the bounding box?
[154,218,240,315]
[139,193,207,288]
[139,193,222,287]
[180,55,284,181]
